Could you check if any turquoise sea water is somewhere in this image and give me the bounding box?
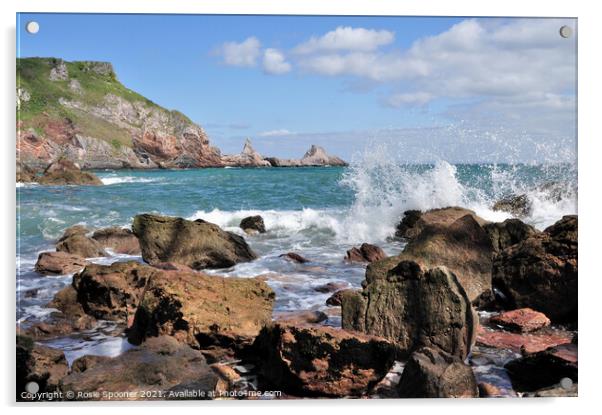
[16,162,577,371]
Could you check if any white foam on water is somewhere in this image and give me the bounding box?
[100,176,160,185]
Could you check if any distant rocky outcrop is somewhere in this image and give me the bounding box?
[266,145,348,167]
[221,139,271,167]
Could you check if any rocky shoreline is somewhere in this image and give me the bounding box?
[17,206,578,400]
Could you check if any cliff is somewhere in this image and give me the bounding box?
[17,58,223,169]
[16,58,347,171]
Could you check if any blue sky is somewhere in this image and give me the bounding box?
[17,13,577,162]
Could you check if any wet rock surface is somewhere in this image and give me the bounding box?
[132,214,257,269]
[239,215,266,234]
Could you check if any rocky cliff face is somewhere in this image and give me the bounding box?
[17,58,223,169]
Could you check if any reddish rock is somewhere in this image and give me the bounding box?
[17,335,69,400]
[504,343,578,392]
[345,243,387,263]
[314,281,348,293]
[489,308,551,333]
[326,289,358,307]
[476,326,572,354]
[56,227,107,258]
[253,322,397,397]
[34,251,88,275]
[279,252,309,263]
[91,227,140,255]
[273,310,328,325]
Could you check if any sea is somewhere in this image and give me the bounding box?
[16,156,577,395]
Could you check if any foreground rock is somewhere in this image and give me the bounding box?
[37,158,103,186]
[397,347,478,398]
[72,262,155,323]
[504,343,577,392]
[132,214,257,269]
[17,335,69,399]
[492,215,577,322]
[239,215,266,234]
[34,251,88,275]
[374,213,493,303]
[56,226,107,258]
[61,336,218,400]
[345,243,387,263]
[91,227,140,254]
[489,308,551,333]
[221,139,271,167]
[128,267,274,349]
[253,323,396,397]
[395,207,488,240]
[342,260,477,359]
[265,145,348,167]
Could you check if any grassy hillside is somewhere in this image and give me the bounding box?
[17,57,193,149]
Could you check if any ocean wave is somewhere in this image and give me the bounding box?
[100,176,160,185]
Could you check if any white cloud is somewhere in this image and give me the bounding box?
[385,92,433,107]
[219,37,261,67]
[294,26,394,54]
[259,129,294,137]
[263,48,292,75]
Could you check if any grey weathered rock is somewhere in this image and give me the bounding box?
[266,145,347,167]
[342,260,477,360]
[132,214,257,270]
[492,194,531,217]
[239,215,266,234]
[484,218,539,253]
[397,347,478,398]
[221,139,271,167]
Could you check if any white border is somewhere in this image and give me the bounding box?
[2,1,600,414]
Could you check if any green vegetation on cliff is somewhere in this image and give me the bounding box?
[16,57,193,148]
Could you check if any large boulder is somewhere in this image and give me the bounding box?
[492,215,577,322]
[72,261,156,324]
[128,269,274,349]
[132,214,257,269]
[91,227,141,255]
[341,260,477,359]
[397,347,478,398]
[504,343,577,392]
[37,158,103,186]
[484,219,539,253]
[17,335,69,400]
[395,207,488,240]
[60,336,218,400]
[56,226,107,258]
[371,214,494,303]
[34,251,88,275]
[344,243,387,263]
[253,323,396,397]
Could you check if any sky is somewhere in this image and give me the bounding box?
[17,13,577,163]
